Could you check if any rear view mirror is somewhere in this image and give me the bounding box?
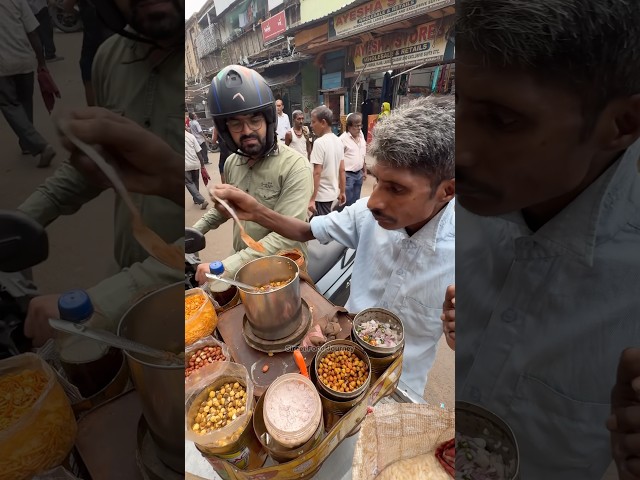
[185,227,206,255]
[0,211,48,272]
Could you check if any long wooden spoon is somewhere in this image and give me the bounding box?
[210,190,266,253]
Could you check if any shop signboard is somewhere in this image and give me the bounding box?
[329,0,454,41]
[262,11,287,43]
[352,17,453,71]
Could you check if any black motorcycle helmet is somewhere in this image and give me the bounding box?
[208,65,277,157]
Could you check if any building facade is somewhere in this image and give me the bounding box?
[185,0,455,131]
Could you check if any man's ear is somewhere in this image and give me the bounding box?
[437,178,455,203]
[594,94,640,152]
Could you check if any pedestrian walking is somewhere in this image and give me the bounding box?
[27,0,63,62]
[309,105,345,216]
[185,126,209,209]
[340,112,367,206]
[275,98,291,141]
[189,112,210,164]
[1,0,57,167]
[62,0,113,106]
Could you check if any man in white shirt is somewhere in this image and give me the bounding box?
[275,99,291,141]
[0,0,56,167]
[184,127,208,210]
[309,105,346,216]
[455,1,640,478]
[340,112,367,206]
[210,96,455,396]
[189,112,209,164]
[285,109,312,159]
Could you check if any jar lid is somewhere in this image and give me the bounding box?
[209,261,224,276]
[263,373,322,448]
[58,289,94,323]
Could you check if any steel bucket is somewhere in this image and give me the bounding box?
[117,283,185,473]
[234,256,301,340]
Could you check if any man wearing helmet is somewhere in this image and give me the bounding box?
[192,65,313,281]
[18,0,185,345]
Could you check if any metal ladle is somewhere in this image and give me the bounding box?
[49,318,183,365]
[205,272,261,293]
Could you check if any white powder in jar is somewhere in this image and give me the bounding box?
[265,379,318,433]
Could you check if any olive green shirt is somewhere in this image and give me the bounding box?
[193,143,313,275]
[17,33,184,327]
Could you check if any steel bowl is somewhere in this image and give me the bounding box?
[313,339,371,401]
[456,401,520,480]
[352,308,405,357]
[235,255,301,341]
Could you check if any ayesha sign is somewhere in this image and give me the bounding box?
[329,0,454,41]
[352,17,453,70]
[262,11,287,43]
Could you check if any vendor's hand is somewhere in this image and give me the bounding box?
[308,199,317,216]
[338,192,346,206]
[24,294,61,347]
[195,263,212,286]
[211,184,260,221]
[441,284,455,350]
[608,348,640,479]
[57,108,183,205]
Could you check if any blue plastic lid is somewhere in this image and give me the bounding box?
[209,261,224,276]
[58,289,94,323]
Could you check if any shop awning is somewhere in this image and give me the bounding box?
[261,64,301,88]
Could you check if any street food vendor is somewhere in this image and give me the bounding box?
[210,95,455,396]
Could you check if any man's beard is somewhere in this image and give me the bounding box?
[130,0,183,40]
[239,133,267,156]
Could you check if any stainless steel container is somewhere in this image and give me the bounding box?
[456,401,521,479]
[234,256,301,340]
[352,308,405,357]
[117,283,185,473]
[313,339,371,401]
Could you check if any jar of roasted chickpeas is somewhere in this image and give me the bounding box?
[185,361,265,469]
[314,339,371,401]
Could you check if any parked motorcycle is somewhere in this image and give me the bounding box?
[0,211,48,359]
[203,128,220,153]
[49,0,83,33]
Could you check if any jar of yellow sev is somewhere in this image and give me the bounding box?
[0,353,77,479]
[185,287,218,346]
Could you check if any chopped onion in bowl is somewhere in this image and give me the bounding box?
[354,319,400,348]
